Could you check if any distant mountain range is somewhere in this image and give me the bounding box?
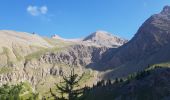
[52,30,127,47]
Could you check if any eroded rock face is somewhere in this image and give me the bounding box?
[41,44,108,67]
[0,58,85,88]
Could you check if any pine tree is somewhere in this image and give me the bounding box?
[119,78,124,83]
[114,78,119,84]
[106,80,112,85]
[50,68,86,100]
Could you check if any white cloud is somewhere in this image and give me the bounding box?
[40,6,48,14]
[27,6,39,16]
[27,5,48,16]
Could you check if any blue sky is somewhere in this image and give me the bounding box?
[0,0,170,39]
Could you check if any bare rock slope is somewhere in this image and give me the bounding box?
[105,6,170,78]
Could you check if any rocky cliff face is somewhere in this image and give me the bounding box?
[104,6,170,78]
[41,44,108,67]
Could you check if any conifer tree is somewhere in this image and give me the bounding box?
[106,79,112,85]
[50,69,86,100]
[114,78,119,84]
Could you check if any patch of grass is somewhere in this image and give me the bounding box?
[20,82,39,100]
[79,70,94,85]
[2,47,13,66]
[25,38,75,61]
[44,38,74,47]
[29,45,46,51]
[153,62,170,67]
[36,75,60,99]
[146,62,170,71]
[25,46,65,61]
[3,47,10,57]
[0,67,12,74]
[44,38,60,46]
[12,48,23,61]
[35,68,95,99]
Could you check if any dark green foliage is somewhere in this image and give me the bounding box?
[84,67,170,100]
[106,80,112,86]
[125,69,151,82]
[96,80,105,87]
[27,93,39,100]
[114,78,119,84]
[77,86,90,100]
[0,83,23,100]
[50,69,89,100]
[0,83,39,100]
[135,70,150,80]
[93,67,163,100]
[119,78,124,83]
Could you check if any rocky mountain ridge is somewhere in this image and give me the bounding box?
[51,30,128,48]
[103,5,170,78]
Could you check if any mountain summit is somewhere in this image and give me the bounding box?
[161,5,170,15]
[83,31,127,47]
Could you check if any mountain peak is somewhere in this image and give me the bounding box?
[93,30,110,35]
[83,31,127,47]
[89,31,112,39]
[51,34,63,40]
[161,5,170,15]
